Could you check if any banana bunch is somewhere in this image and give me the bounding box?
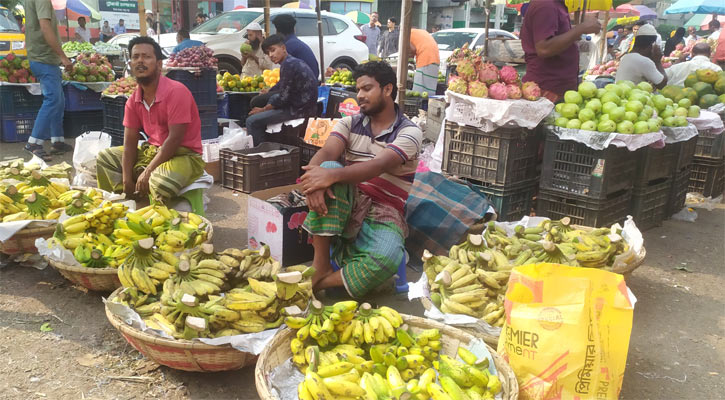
[0,159,71,181]
[235,244,283,280]
[117,238,164,294]
[60,188,104,216]
[163,250,228,297]
[0,178,71,221]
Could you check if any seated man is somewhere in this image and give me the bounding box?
[666,42,722,86]
[172,29,204,54]
[96,36,205,203]
[246,34,318,146]
[299,61,423,298]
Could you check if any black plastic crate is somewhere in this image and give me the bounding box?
[101,96,127,135]
[220,142,300,193]
[634,144,677,186]
[666,165,691,218]
[217,93,229,119]
[165,69,217,108]
[0,86,43,115]
[63,110,104,138]
[199,105,219,140]
[694,128,724,159]
[540,129,637,199]
[471,179,537,222]
[1,113,36,143]
[689,156,725,197]
[443,121,540,187]
[537,188,632,228]
[673,136,697,171]
[227,92,253,123]
[631,178,670,231]
[107,129,124,147]
[435,82,447,95]
[63,84,103,111]
[404,97,427,117]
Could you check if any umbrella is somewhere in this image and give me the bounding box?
[685,14,725,30]
[665,0,725,15]
[345,11,370,25]
[614,4,657,20]
[51,0,101,21]
[607,16,641,30]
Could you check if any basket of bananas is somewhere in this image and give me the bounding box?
[255,302,518,400]
[105,241,315,372]
[45,203,212,292]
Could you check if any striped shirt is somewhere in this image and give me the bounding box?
[330,106,422,215]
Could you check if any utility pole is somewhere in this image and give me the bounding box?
[138,0,147,36]
[264,0,271,37]
[397,0,412,108]
[316,0,324,79]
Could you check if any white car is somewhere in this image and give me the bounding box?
[388,28,519,73]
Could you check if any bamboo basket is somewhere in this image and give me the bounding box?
[254,314,518,400]
[48,258,121,292]
[105,288,256,372]
[0,224,56,255]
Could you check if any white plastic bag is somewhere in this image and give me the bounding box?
[72,131,112,186]
[219,121,254,151]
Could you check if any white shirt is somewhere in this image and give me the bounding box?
[685,34,699,46]
[711,29,721,41]
[666,55,723,86]
[76,26,90,42]
[616,53,665,85]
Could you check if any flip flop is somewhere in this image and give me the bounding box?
[24,144,52,162]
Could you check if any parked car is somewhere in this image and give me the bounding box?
[0,6,25,56]
[388,28,518,74]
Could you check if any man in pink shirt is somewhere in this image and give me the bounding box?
[96,36,205,202]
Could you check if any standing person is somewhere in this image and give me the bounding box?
[379,17,399,59]
[245,34,318,146]
[100,21,114,42]
[240,22,274,77]
[520,0,600,101]
[172,29,203,53]
[75,17,90,42]
[271,14,319,79]
[96,36,205,202]
[685,26,700,46]
[146,10,157,36]
[360,12,380,57]
[298,61,422,297]
[709,19,721,41]
[615,24,667,88]
[617,25,633,56]
[409,28,440,96]
[666,43,721,86]
[664,27,686,57]
[114,19,126,34]
[23,0,73,160]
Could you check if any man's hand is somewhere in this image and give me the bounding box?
[300,165,337,195]
[135,169,152,195]
[248,106,264,116]
[306,188,335,215]
[577,16,602,35]
[61,55,73,69]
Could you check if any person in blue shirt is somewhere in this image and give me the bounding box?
[246,34,318,146]
[272,14,319,79]
[113,19,126,35]
[172,29,204,54]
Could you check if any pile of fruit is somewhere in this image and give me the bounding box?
[325,68,355,86]
[62,41,94,54]
[51,203,210,269]
[111,240,314,340]
[262,68,280,87]
[0,161,73,222]
[62,53,115,82]
[424,218,637,322]
[660,69,725,109]
[165,46,218,69]
[286,300,503,400]
[405,90,429,99]
[446,45,541,100]
[102,76,137,96]
[586,59,619,77]
[217,72,267,92]
[438,71,445,84]
[553,80,700,133]
[0,53,36,83]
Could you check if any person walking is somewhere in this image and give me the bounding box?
[24,0,74,160]
[360,12,380,57]
[409,28,440,96]
[379,17,399,59]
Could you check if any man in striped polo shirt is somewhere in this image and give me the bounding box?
[300,61,423,298]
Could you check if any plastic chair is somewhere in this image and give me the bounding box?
[175,188,205,217]
[330,249,409,294]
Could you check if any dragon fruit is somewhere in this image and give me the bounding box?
[478,62,499,85]
[521,82,541,101]
[506,84,522,100]
[467,81,488,98]
[489,82,508,100]
[500,65,519,84]
[456,58,478,81]
[448,75,469,94]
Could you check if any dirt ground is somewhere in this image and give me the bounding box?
[1,143,724,399]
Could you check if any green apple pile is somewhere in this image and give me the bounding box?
[554,80,698,134]
[406,90,428,99]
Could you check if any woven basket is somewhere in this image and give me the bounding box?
[0,224,56,255]
[48,258,121,292]
[254,314,518,400]
[105,288,256,372]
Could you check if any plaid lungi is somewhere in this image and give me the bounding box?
[96,143,205,202]
[413,63,439,96]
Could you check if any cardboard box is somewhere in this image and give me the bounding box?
[205,160,221,182]
[303,118,339,147]
[325,88,359,118]
[247,184,314,266]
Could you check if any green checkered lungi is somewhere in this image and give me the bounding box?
[413,63,439,96]
[303,162,406,298]
[96,143,205,202]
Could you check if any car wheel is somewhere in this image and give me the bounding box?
[331,59,357,72]
[218,60,240,75]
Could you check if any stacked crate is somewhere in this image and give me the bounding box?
[442,121,540,222]
[63,84,104,138]
[689,128,725,198]
[101,96,128,146]
[629,145,677,230]
[0,86,43,142]
[166,69,219,140]
[666,136,697,217]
